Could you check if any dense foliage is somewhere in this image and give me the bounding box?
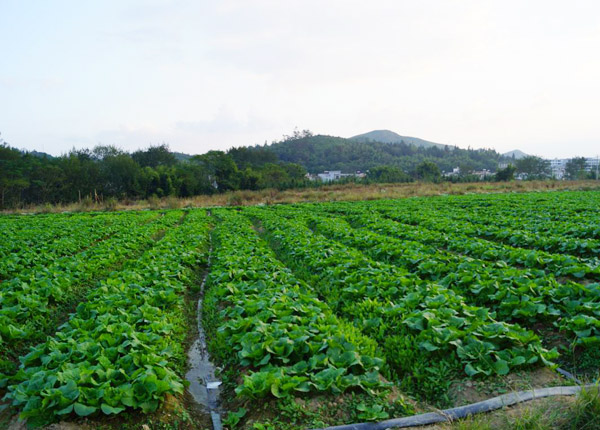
[0,143,308,208]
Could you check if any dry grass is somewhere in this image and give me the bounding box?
[3,180,600,215]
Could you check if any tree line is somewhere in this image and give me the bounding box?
[0,142,312,208]
[0,131,596,208]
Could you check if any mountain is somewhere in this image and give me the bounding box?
[350,130,449,149]
[502,149,529,160]
[264,134,507,174]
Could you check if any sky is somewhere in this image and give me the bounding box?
[1,0,600,159]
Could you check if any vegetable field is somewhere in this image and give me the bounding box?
[1,190,600,429]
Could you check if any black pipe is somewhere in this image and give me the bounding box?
[308,384,597,430]
[556,367,582,385]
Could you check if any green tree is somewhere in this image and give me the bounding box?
[257,163,290,189]
[564,157,588,180]
[239,168,261,190]
[137,166,161,196]
[192,151,240,192]
[99,153,140,197]
[173,163,213,196]
[92,145,123,160]
[228,146,278,169]
[132,144,177,168]
[495,164,516,181]
[515,156,551,180]
[367,165,411,183]
[415,161,441,182]
[0,143,29,207]
[58,149,101,202]
[282,163,306,181]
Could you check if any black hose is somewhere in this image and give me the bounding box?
[308,384,597,430]
[556,367,582,385]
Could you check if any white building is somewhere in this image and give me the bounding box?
[585,157,600,172]
[548,157,599,179]
[317,170,343,182]
[473,169,493,179]
[314,170,365,182]
[549,158,568,179]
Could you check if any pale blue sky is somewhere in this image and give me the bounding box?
[1,0,599,158]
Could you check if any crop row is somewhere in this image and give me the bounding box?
[287,208,600,348]
[2,209,210,426]
[0,213,99,249]
[416,198,600,241]
[405,192,600,240]
[0,211,182,372]
[372,199,600,260]
[0,212,157,279]
[245,207,553,400]
[322,201,600,279]
[203,210,384,401]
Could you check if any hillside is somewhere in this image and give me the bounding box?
[20,149,54,159]
[265,133,508,174]
[502,149,529,160]
[351,129,448,149]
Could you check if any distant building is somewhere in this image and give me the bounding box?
[444,167,491,180]
[317,170,343,182]
[311,170,365,182]
[585,157,600,172]
[548,157,599,179]
[443,167,461,177]
[472,169,493,180]
[549,159,568,179]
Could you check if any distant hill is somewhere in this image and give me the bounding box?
[350,129,449,149]
[502,149,529,160]
[264,133,508,174]
[21,150,54,159]
[172,152,192,162]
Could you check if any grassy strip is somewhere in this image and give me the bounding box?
[3,181,600,215]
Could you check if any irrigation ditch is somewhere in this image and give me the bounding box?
[185,214,224,430]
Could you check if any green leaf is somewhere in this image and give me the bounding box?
[511,356,527,366]
[101,403,125,415]
[465,363,479,376]
[56,404,74,415]
[74,402,97,417]
[493,359,510,376]
[419,341,439,352]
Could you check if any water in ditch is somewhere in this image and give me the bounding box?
[185,240,223,429]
